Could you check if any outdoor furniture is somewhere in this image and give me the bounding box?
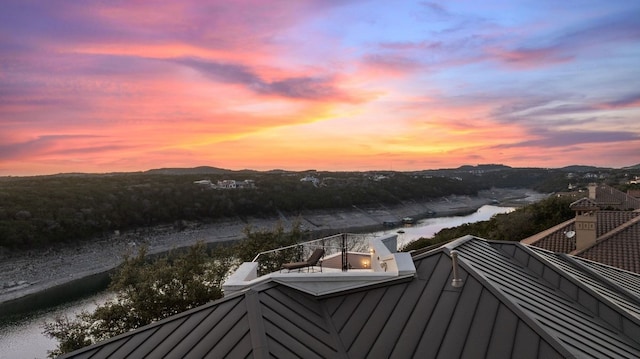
[281,248,324,272]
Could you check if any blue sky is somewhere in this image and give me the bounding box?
[1,1,639,175]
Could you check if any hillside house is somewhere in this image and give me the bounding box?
[216,179,256,189]
[522,183,640,273]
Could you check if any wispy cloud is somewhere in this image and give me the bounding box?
[486,7,640,69]
[0,135,106,160]
[493,129,639,149]
[1,0,639,175]
[172,57,355,101]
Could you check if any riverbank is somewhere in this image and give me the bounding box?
[0,188,544,311]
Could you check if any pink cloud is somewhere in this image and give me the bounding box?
[486,46,574,69]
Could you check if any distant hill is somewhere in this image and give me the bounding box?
[456,164,511,171]
[559,165,611,172]
[144,166,233,175]
[623,163,640,170]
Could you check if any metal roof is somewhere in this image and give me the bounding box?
[62,236,640,359]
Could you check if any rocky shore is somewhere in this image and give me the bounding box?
[0,188,543,308]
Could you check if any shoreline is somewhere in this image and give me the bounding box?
[0,188,543,313]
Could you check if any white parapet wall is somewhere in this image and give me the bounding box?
[223,262,259,294]
[371,233,414,276]
[222,233,416,297]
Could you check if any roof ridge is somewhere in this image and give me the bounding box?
[569,197,598,208]
[502,243,640,346]
[571,212,640,256]
[562,255,640,306]
[454,242,576,358]
[596,184,640,209]
[246,290,269,358]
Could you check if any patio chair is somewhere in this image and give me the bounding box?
[281,248,324,272]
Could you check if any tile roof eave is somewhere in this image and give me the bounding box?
[521,218,576,245]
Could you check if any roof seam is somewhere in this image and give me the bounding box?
[320,299,350,358]
[461,242,576,358]
[560,254,640,325]
[412,255,453,358]
[375,276,414,358]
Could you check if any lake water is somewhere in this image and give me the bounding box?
[0,204,514,359]
[0,292,113,359]
[376,204,516,248]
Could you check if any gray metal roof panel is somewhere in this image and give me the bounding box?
[63,236,640,359]
[461,239,640,358]
[529,246,640,320]
[259,287,338,357]
[576,256,640,299]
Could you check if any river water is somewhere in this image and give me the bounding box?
[0,292,113,359]
[0,204,514,359]
[380,204,516,249]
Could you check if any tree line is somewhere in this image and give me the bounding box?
[1,166,634,250]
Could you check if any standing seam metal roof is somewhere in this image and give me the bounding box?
[62,236,640,359]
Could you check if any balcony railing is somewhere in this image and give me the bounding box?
[251,233,372,275]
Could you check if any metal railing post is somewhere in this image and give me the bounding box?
[342,233,348,272]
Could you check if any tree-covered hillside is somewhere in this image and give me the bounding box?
[1,165,636,250]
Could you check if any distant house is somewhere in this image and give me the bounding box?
[300,176,320,186]
[217,179,237,189]
[216,179,256,189]
[522,183,640,273]
[237,179,256,189]
[193,179,213,188]
[61,234,640,358]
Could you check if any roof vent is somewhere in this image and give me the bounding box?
[450,250,464,288]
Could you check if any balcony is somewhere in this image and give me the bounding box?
[222,233,416,296]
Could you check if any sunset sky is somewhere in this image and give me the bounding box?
[1,1,639,176]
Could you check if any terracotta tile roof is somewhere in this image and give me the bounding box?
[526,221,576,253]
[595,184,640,210]
[523,185,640,273]
[596,211,640,236]
[570,197,599,210]
[628,189,640,199]
[578,215,640,274]
[522,211,640,273]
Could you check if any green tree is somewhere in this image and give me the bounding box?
[43,242,224,357]
[43,222,305,357]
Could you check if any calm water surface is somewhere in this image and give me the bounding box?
[377,204,516,248]
[0,292,113,359]
[0,204,514,358]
